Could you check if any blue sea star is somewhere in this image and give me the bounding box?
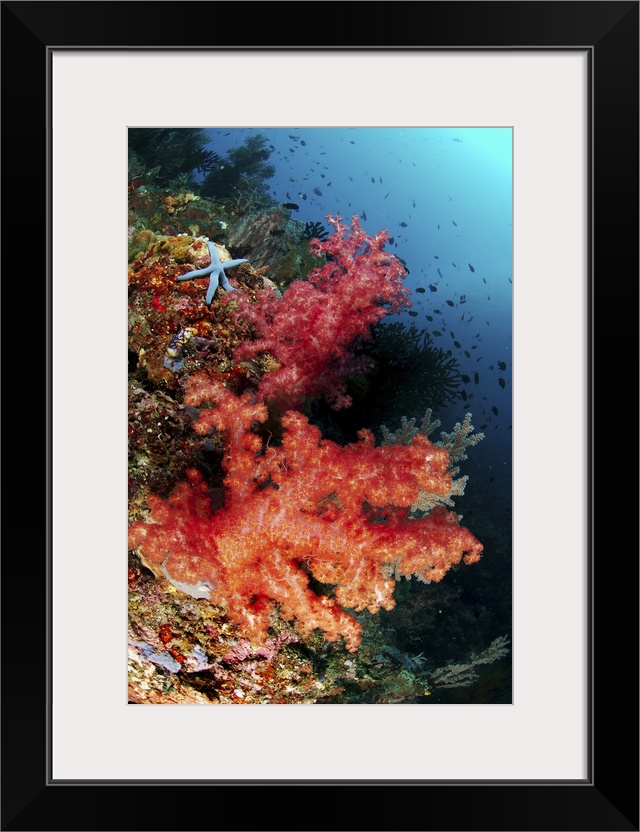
[177,241,248,304]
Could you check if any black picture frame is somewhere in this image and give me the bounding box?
[2,2,638,830]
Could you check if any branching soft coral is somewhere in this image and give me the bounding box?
[222,214,411,412]
[129,376,483,653]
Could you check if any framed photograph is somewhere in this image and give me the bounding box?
[2,2,637,830]
[126,122,513,709]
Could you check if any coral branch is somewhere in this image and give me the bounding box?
[381,410,483,514]
[428,635,511,690]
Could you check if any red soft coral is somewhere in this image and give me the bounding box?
[225,214,411,412]
[129,377,482,652]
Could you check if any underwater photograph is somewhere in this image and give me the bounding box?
[127,127,513,704]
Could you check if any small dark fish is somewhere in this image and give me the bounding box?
[408,310,418,317]
[474,372,480,385]
[425,315,433,321]
[492,405,499,416]
[434,309,442,315]
[498,361,507,371]
[313,187,322,196]
[437,268,442,278]
[362,210,367,221]
[482,277,487,284]
[468,263,475,273]
[434,255,439,259]
[464,351,471,358]
[416,287,426,294]
[452,138,463,143]
[498,378,506,389]
[461,390,468,401]
[437,224,440,230]
[288,134,299,140]
[350,140,355,144]
[288,148,295,154]
[446,299,455,307]
[454,340,462,349]
[412,200,416,208]
[452,262,457,267]
[384,193,390,199]
[480,424,487,430]
[281,202,299,210]
[433,330,442,337]
[300,140,306,146]
[429,284,438,292]
[371,177,375,183]
[452,220,458,227]
[320,173,325,178]
[461,374,471,383]
[399,222,408,228]
[388,236,394,244]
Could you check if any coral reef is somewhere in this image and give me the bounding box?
[223,214,411,412]
[223,207,324,288]
[128,234,272,389]
[381,410,484,514]
[126,154,492,700]
[129,376,483,654]
[128,550,347,704]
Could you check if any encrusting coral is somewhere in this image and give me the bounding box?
[128,377,483,653]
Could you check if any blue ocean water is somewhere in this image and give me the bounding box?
[203,127,513,505]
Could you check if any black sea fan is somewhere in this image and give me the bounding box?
[364,321,463,419]
[303,220,329,241]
